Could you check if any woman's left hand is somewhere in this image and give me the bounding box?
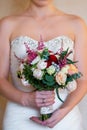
[30,107,69,128]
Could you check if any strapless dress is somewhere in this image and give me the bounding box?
[3,36,84,130]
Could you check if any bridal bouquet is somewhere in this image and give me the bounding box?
[16,38,82,121]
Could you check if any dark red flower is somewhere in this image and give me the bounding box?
[47,54,58,67]
[49,55,58,62]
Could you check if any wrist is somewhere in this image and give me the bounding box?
[59,105,72,115]
[20,92,31,106]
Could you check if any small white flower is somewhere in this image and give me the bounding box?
[66,80,77,92]
[31,56,40,65]
[31,67,35,71]
[21,78,29,86]
[33,69,43,80]
[37,60,47,70]
[19,63,24,73]
[56,71,67,85]
[47,65,55,75]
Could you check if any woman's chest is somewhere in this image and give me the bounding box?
[11,17,74,42]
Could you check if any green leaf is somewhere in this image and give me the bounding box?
[67,59,78,64]
[56,87,64,103]
[40,48,50,60]
[67,76,73,82]
[72,72,83,79]
[42,79,55,86]
[60,48,69,57]
[46,81,55,86]
[45,74,54,82]
[66,72,83,84]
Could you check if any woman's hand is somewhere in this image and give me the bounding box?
[21,90,55,108]
[30,107,69,128]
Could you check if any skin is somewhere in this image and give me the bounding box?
[0,0,87,128]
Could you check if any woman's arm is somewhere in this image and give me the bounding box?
[0,18,24,104]
[30,16,87,127]
[60,16,87,109]
[0,17,55,108]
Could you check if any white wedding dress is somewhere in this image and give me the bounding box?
[3,36,84,130]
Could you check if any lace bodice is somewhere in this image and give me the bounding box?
[10,36,74,92]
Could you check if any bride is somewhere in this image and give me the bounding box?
[0,0,87,130]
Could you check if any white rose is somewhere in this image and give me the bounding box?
[66,80,77,93]
[31,56,40,65]
[56,71,67,85]
[61,65,69,74]
[47,65,55,75]
[37,60,47,70]
[33,69,43,80]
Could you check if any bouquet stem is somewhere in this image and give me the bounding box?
[40,113,52,121]
[40,104,53,121]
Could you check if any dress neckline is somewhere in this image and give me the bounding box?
[10,35,74,45]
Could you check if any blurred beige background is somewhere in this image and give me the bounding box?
[0,0,87,130]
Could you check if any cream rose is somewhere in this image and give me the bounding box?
[47,65,55,75]
[55,71,67,85]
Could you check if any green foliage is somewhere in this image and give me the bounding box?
[40,48,50,60]
[59,48,77,65]
[22,63,55,90]
[59,48,69,58]
[40,113,52,121]
[67,58,78,64]
[56,87,64,103]
[66,72,83,83]
[22,63,65,91]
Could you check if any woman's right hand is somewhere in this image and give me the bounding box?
[21,90,55,108]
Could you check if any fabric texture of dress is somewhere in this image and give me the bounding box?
[3,36,84,130]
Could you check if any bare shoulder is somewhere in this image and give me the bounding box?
[66,14,87,31]
[0,15,16,29]
[0,15,25,36]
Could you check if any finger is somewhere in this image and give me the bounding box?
[43,112,59,128]
[37,91,55,97]
[44,118,57,128]
[43,100,55,106]
[47,122,56,128]
[45,97,55,102]
[36,93,55,100]
[30,116,45,125]
[41,90,54,94]
[35,95,55,107]
[46,118,57,128]
[38,99,55,107]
